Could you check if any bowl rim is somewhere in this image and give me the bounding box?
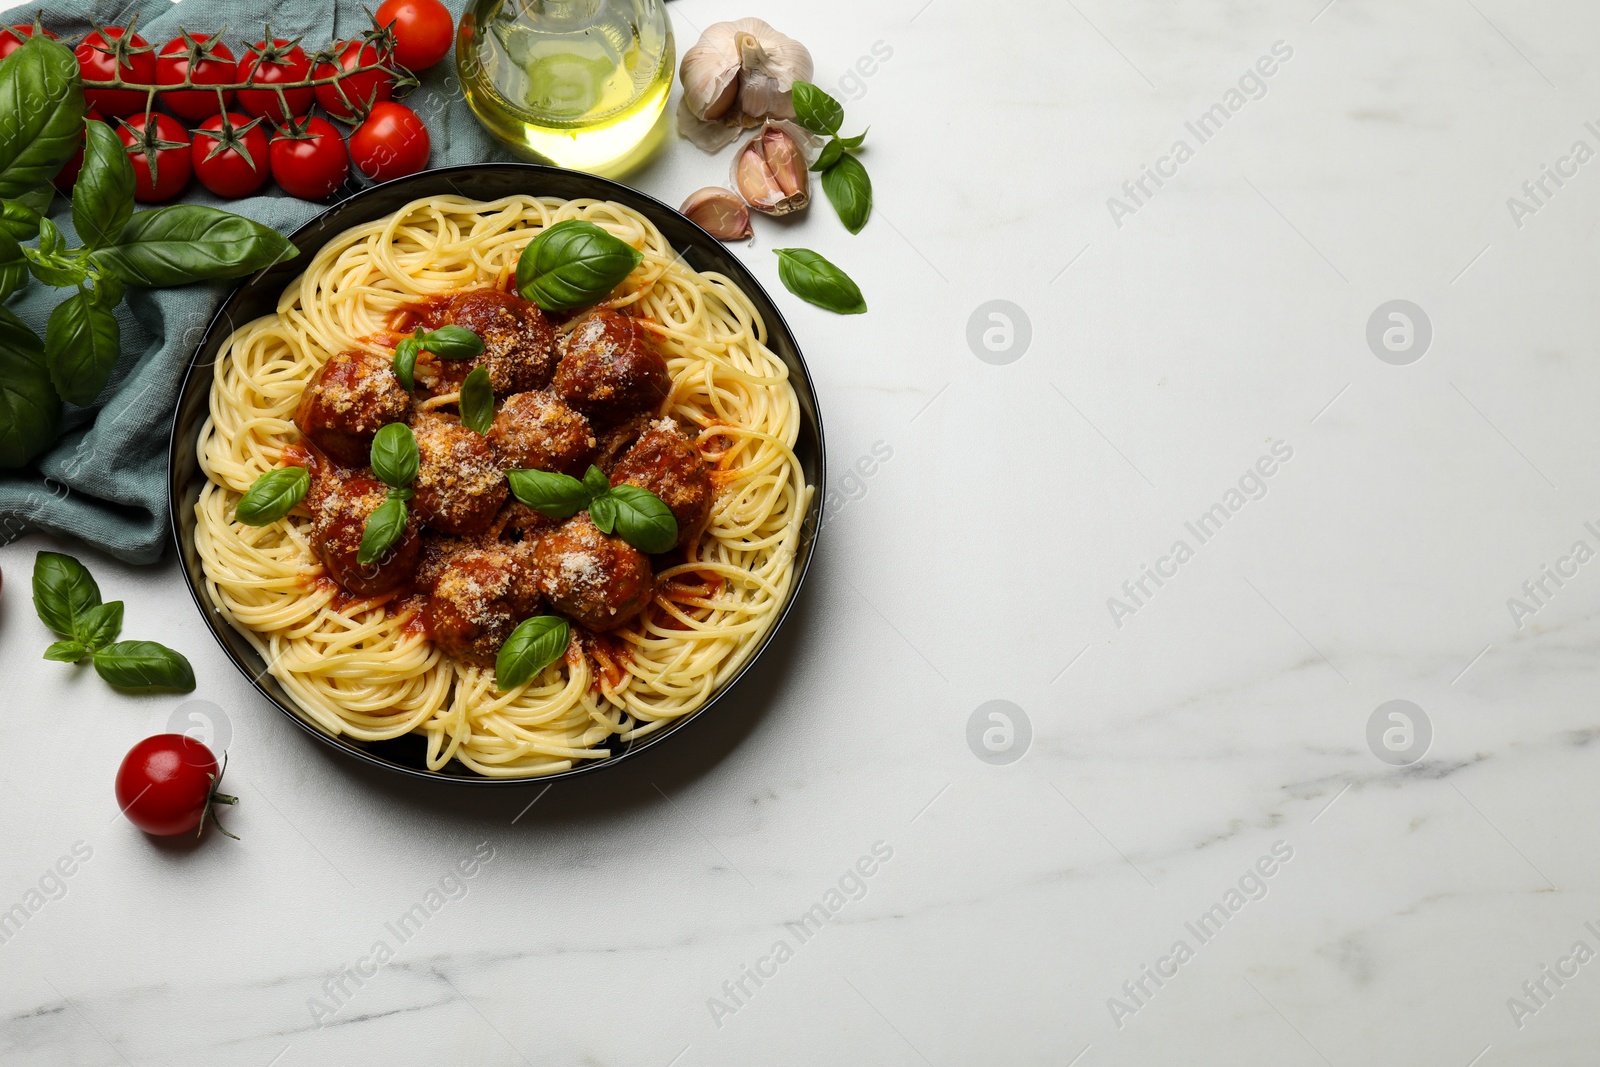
[166,161,826,787]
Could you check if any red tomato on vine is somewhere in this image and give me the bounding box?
[374,0,454,71]
[237,36,314,124]
[314,38,396,121]
[348,101,430,183]
[270,116,350,200]
[76,26,158,118]
[0,22,56,61]
[157,32,238,121]
[117,113,192,202]
[192,112,271,198]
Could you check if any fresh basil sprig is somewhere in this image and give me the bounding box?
[358,423,420,566]
[31,551,194,691]
[790,81,873,234]
[391,324,484,391]
[495,614,572,690]
[236,466,311,525]
[507,463,679,553]
[459,366,494,435]
[515,220,643,312]
[773,248,867,315]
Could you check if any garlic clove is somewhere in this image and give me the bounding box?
[681,187,753,241]
[761,127,805,198]
[736,144,785,210]
[732,122,813,216]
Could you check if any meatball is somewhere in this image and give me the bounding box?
[551,310,671,426]
[414,533,475,595]
[295,349,411,467]
[592,414,653,475]
[425,545,544,667]
[412,413,508,537]
[308,473,420,597]
[487,390,595,475]
[532,514,653,631]
[610,418,713,549]
[443,288,558,395]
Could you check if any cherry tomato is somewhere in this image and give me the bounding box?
[348,101,430,183]
[76,27,157,118]
[237,37,313,124]
[117,113,192,202]
[115,734,238,838]
[157,33,237,121]
[52,110,105,194]
[314,38,396,121]
[374,0,454,71]
[0,23,57,61]
[192,112,270,198]
[270,116,350,199]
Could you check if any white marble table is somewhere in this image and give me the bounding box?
[5,0,1599,1063]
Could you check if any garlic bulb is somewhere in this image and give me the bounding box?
[732,121,814,217]
[680,187,753,241]
[679,19,813,152]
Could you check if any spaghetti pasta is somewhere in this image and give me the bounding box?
[195,193,811,778]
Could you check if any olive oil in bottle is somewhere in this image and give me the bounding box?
[456,0,674,175]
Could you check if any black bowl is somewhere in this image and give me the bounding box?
[167,163,826,786]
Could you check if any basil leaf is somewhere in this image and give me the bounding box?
[45,289,121,407]
[92,641,196,693]
[91,205,297,288]
[495,615,571,691]
[608,484,678,554]
[811,138,844,173]
[370,422,419,488]
[773,248,867,315]
[23,241,86,288]
[0,308,59,469]
[236,466,310,525]
[821,154,872,234]
[420,325,483,360]
[75,600,123,650]
[588,491,617,534]
[357,496,409,566]
[0,35,86,199]
[32,550,101,638]
[392,337,419,391]
[582,464,609,499]
[837,128,868,151]
[507,467,590,519]
[71,120,134,250]
[459,365,494,435]
[515,220,642,312]
[0,196,43,242]
[43,639,87,663]
[0,226,25,301]
[791,81,844,136]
